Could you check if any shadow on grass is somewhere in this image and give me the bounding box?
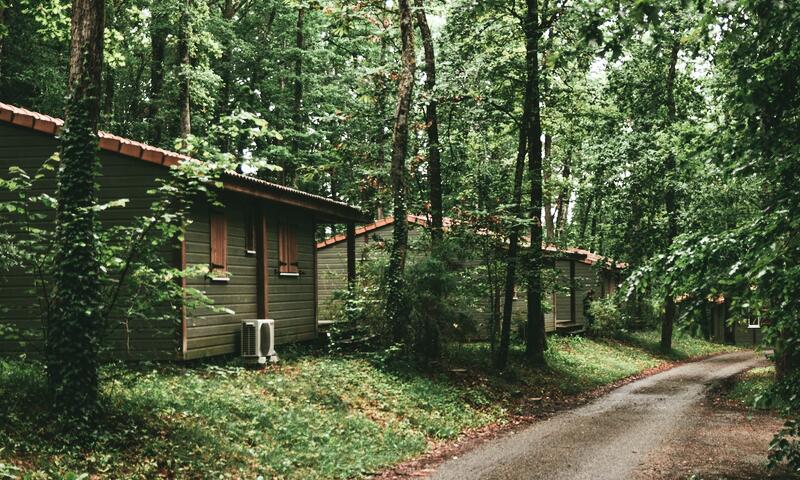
[0,360,246,478]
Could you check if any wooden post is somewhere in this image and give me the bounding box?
[256,207,269,319]
[570,260,576,324]
[346,223,356,288]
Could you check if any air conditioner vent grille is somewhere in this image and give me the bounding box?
[242,323,257,356]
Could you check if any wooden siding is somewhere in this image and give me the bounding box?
[316,223,559,334]
[0,123,178,360]
[573,262,597,325]
[710,303,763,346]
[184,201,317,359]
[316,222,427,323]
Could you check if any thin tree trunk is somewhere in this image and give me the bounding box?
[149,7,167,145]
[660,41,680,353]
[0,5,5,81]
[496,105,530,370]
[103,67,114,122]
[414,0,443,243]
[178,0,192,142]
[217,0,236,152]
[49,0,105,418]
[555,152,571,238]
[290,7,304,184]
[525,0,546,365]
[374,29,389,218]
[543,134,555,242]
[385,0,416,344]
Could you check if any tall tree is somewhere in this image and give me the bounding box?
[496,106,529,370]
[414,0,443,243]
[385,0,416,343]
[660,40,680,352]
[177,0,192,140]
[524,0,546,364]
[148,3,167,145]
[49,0,105,418]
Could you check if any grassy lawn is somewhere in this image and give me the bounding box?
[0,330,736,479]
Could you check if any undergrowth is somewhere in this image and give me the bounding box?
[0,330,736,479]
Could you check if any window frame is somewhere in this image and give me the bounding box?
[278,221,300,276]
[244,209,257,256]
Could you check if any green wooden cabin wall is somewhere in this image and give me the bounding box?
[0,123,178,360]
[184,200,317,360]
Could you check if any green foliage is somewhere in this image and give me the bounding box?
[586,296,628,337]
[769,370,800,473]
[0,331,733,478]
[727,367,782,411]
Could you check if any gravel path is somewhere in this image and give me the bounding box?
[431,351,765,480]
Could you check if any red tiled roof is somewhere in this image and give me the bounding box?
[315,215,428,248]
[0,102,366,222]
[316,213,627,269]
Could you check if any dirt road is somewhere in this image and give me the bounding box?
[431,351,766,480]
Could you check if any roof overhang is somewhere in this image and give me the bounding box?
[0,102,368,224]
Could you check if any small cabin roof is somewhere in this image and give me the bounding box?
[316,214,627,269]
[0,102,368,224]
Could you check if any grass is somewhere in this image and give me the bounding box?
[727,366,784,411]
[0,330,736,479]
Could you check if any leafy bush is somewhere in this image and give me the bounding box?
[769,371,800,473]
[586,296,628,337]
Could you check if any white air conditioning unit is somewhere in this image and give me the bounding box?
[241,319,277,365]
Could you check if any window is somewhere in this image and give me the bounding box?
[210,211,228,278]
[244,209,257,255]
[278,222,299,275]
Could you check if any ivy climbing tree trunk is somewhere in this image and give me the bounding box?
[414,0,443,244]
[49,0,105,420]
[660,40,680,353]
[385,0,415,344]
[525,0,546,365]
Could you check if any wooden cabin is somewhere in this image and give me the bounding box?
[316,215,625,334]
[709,297,764,347]
[0,103,367,360]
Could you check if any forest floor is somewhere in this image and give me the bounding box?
[0,330,737,479]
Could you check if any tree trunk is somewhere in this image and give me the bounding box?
[385,0,416,344]
[660,41,680,353]
[49,0,105,419]
[414,0,443,243]
[103,67,114,122]
[374,29,389,218]
[0,4,5,81]
[217,0,236,152]
[149,7,167,145]
[289,7,304,184]
[555,152,571,239]
[543,134,555,242]
[178,0,192,142]
[525,0,546,365]
[495,114,529,370]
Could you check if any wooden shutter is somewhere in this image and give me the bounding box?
[279,223,299,274]
[210,211,227,270]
